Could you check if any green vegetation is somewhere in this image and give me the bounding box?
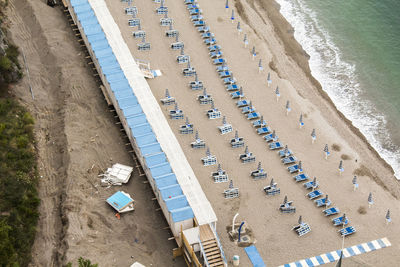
[66,257,99,267]
[0,98,39,266]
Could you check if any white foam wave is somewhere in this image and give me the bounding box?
[276,0,400,179]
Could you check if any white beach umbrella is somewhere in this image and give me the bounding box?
[165,88,170,98]
[324,144,330,159]
[285,100,291,116]
[352,175,358,191]
[275,86,280,102]
[368,192,373,207]
[311,128,316,144]
[237,21,242,35]
[258,59,263,73]
[386,209,391,224]
[243,34,248,48]
[267,72,272,86]
[338,160,344,175]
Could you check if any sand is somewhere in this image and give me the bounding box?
[6,0,184,266]
[102,0,400,266]
[6,0,400,266]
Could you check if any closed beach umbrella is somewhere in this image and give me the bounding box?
[225,0,229,9]
[271,130,276,139]
[141,35,146,43]
[237,21,242,34]
[258,59,263,73]
[235,130,239,140]
[299,113,304,128]
[222,116,227,125]
[203,87,207,97]
[217,163,222,173]
[312,177,317,188]
[231,9,235,22]
[311,128,316,144]
[138,23,142,31]
[338,160,344,175]
[195,130,199,141]
[175,32,179,42]
[325,194,329,204]
[229,179,234,189]
[165,88,170,98]
[185,116,190,126]
[298,161,302,172]
[244,146,249,155]
[257,161,262,171]
[239,86,243,97]
[283,145,288,156]
[169,23,173,30]
[270,178,275,187]
[180,46,184,55]
[275,86,280,102]
[243,34,248,47]
[195,73,198,82]
[368,192,373,207]
[386,209,391,224]
[174,102,179,111]
[206,147,211,157]
[324,144,330,159]
[283,195,288,205]
[352,176,358,191]
[251,46,256,59]
[267,72,272,86]
[210,101,215,110]
[187,59,191,69]
[298,215,303,225]
[286,100,291,115]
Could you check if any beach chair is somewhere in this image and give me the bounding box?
[247,112,260,120]
[224,188,239,199]
[253,117,267,128]
[197,88,213,104]
[169,104,184,119]
[217,65,229,72]
[226,84,239,92]
[231,90,243,99]
[160,89,175,106]
[207,107,221,119]
[339,226,356,237]
[292,223,311,237]
[213,58,226,65]
[223,77,236,85]
[189,8,202,15]
[307,190,323,200]
[288,163,302,173]
[128,18,140,27]
[239,146,256,164]
[184,0,197,5]
[197,26,209,33]
[201,148,217,166]
[210,51,223,58]
[251,162,267,180]
[204,38,217,45]
[208,45,221,52]
[160,17,173,26]
[263,132,278,142]
[182,67,196,77]
[315,195,331,207]
[279,147,292,158]
[189,80,203,90]
[293,173,309,182]
[323,207,340,216]
[191,15,203,21]
[202,32,214,39]
[137,42,151,51]
[241,105,255,114]
[218,117,233,135]
[166,29,179,38]
[193,20,205,27]
[332,215,349,226]
[303,179,319,190]
[282,156,297,165]
[191,131,205,149]
[177,54,190,64]
[125,7,138,16]
[186,3,199,8]
[280,199,296,213]
[171,42,184,50]
[212,164,228,183]
[219,71,232,78]
[156,6,168,15]
[263,180,280,196]
[230,131,244,148]
[236,99,249,107]
[179,118,194,134]
[133,30,146,39]
[259,127,272,135]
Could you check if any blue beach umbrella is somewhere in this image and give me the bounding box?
[251,46,256,59]
[225,0,229,9]
[324,144,330,159]
[231,10,235,23]
[298,161,303,173]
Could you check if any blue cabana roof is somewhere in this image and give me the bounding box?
[106,191,133,212]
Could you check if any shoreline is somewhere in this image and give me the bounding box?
[242,0,397,188]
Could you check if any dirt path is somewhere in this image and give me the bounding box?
[6,0,184,266]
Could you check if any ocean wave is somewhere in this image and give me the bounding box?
[276,0,400,179]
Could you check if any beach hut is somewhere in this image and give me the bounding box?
[212,164,229,183]
[106,191,135,213]
[191,130,206,149]
[218,116,233,134]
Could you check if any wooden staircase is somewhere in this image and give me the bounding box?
[199,225,225,267]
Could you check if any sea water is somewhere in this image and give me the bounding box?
[276,0,400,178]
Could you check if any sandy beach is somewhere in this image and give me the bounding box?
[6,0,400,266]
[103,0,400,266]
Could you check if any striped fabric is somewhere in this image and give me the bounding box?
[279,237,391,267]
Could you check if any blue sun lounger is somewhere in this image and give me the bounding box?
[189,8,202,15]
[218,65,229,72]
[282,156,297,165]
[193,20,205,27]
[258,127,271,135]
[279,149,292,157]
[226,84,238,91]
[213,58,226,65]
[294,173,309,182]
[253,118,267,128]
[323,207,340,216]
[223,77,236,84]
[288,163,302,173]
[219,71,232,78]
[247,112,260,120]
[241,105,255,114]
[208,45,221,52]
[185,0,197,5]
[236,99,249,107]
[269,142,282,150]
[304,180,319,190]
[263,133,278,142]
[231,90,243,99]
[210,51,223,58]
[332,215,349,226]
[197,26,209,33]
[315,197,331,207]
[293,223,311,237]
[202,32,214,39]
[186,3,199,9]
[307,190,323,200]
[204,38,217,45]
[191,15,203,21]
[339,226,356,236]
